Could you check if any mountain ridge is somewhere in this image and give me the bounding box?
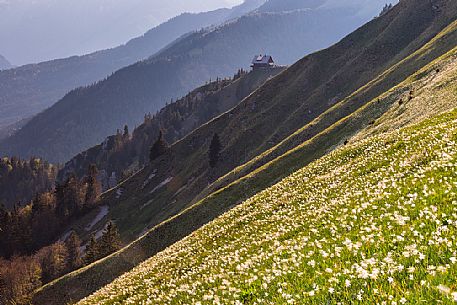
[59,67,285,185]
[0,1,260,131]
[0,4,378,163]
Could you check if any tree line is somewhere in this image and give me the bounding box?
[0,222,121,305]
[0,165,101,258]
[60,76,237,186]
[0,157,57,209]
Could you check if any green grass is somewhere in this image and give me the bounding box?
[198,18,457,206]
[33,19,457,305]
[78,107,457,304]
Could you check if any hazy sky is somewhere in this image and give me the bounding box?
[0,0,243,65]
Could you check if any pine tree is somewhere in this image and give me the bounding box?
[84,233,100,264]
[65,231,82,271]
[0,203,9,257]
[379,3,393,17]
[149,130,169,162]
[56,174,83,218]
[98,221,122,258]
[209,133,222,168]
[84,164,101,209]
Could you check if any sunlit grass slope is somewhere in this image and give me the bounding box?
[33,20,457,305]
[79,107,457,304]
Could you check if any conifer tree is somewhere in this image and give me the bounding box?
[0,203,9,257]
[98,221,122,258]
[209,133,222,168]
[84,165,101,208]
[56,174,83,218]
[149,130,169,162]
[65,231,82,271]
[84,233,100,265]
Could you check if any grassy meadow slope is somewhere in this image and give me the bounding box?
[33,2,457,303]
[198,16,457,205]
[78,104,457,304]
[92,0,456,244]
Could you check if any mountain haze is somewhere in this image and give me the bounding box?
[0,1,390,163]
[0,0,244,65]
[0,2,259,132]
[0,54,12,70]
[257,0,326,11]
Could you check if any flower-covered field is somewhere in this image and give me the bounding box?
[79,108,457,305]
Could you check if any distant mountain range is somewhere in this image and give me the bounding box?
[0,0,248,65]
[257,0,325,11]
[0,55,12,70]
[0,0,390,163]
[0,0,262,132]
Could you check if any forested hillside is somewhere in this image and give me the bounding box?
[0,1,386,163]
[0,161,122,304]
[86,0,457,243]
[59,67,284,185]
[33,1,457,303]
[0,157,57,209]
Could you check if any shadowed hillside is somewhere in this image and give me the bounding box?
[59,67,284,184]
[0,2,386,163]
[0,1,260,131]
[96,0,456,242]
[0,157,57,209]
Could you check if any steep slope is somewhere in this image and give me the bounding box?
[0,2,385,163]
[33,1,457,303]
[77,108,457,304]
[0,118,29,141]
[0,54,12,70]
[37,52,457,303]
[226,0,266,19]
[0,2,254,130]
[59,67,285,184]
[97,0,457,242]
